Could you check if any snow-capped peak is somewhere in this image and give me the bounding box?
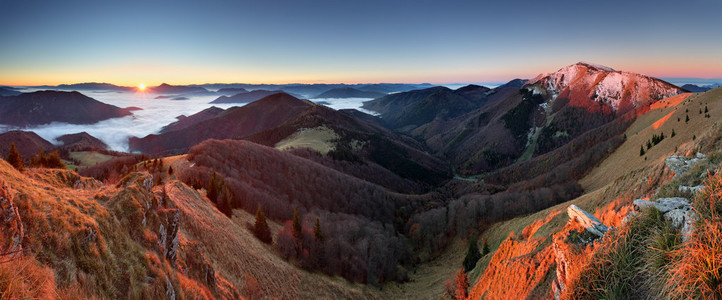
[577,62,615,72]
[527,62,683,112]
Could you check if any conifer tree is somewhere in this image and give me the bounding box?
[640,145,645,156]
[6,142,24,171]
[254,205,272,243]
[313,217,324,242]
[671,129,676,138]
[207,172,218,201]
[292,206,302,240]
[462,237,481,272]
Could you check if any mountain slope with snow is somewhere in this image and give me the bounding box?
[529,62,682,113]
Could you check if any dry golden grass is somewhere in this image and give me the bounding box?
[468,215,559,300]
[0,160,198,299]
[275,126,339,155]
[0,256,56,299]
[665,171,722,299]
[581,88,722,192]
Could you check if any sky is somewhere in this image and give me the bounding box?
[2,0,722,86]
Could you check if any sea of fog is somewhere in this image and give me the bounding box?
[0,89,379,152]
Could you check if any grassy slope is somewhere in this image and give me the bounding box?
[274,126,339,155]
[464,88,722,299]
[68,151,115,168]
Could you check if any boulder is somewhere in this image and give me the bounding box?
[567,205,609,237]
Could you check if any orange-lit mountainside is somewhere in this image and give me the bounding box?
[2,63,722,299]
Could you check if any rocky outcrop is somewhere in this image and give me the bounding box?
[678,185,705,194]
[158,209,180,265]
[0,180,23,259]
[633,197,698,241]
[567,204,609,237]
[665,153,706,177]
[179,241,218,291]
[552,205,610,299]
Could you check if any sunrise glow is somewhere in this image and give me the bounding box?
[138,83,146,91]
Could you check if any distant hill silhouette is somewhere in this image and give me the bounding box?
[56,132,108,150]
[148,83,211,95]
[313,87,385,99]
[0,130,54,159]
[216,87,249,95]
[0,90,133,127]
[0,86,21,96]
[681,84,713,93]
[55,82,134,91]
[209,90,285,104]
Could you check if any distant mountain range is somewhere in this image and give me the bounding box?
[312,87,385,99]
[680,83,719,93]
[0,86,22,96]
[210,90,286,104]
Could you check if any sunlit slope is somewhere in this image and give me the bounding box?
[465,87,722,299]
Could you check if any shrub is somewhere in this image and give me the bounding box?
[5,142,24,171]
[30,150,66,169]
[443,269,469,300]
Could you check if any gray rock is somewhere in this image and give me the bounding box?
[633,197,698,242]
[158,209,180,265]
[567,205,609,237]
[165,275,176,300]
[678,185,705,194]
[621,211,637,225]
[654,197,691,213]
[634,197,689,213]
[665,155,705,177]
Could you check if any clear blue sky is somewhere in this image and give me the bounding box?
[2,0,721,86]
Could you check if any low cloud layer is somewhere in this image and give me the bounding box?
[1,90,375,152]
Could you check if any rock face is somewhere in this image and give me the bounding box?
[665,153,706,177]
[0,180,23,259]
[552,205,610,299]
[633,197,698,241]
[158,209,180,265]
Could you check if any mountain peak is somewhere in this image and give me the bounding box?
[575,61,615,72]
[529,63,682,112]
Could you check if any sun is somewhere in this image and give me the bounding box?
[138,83,146,91]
